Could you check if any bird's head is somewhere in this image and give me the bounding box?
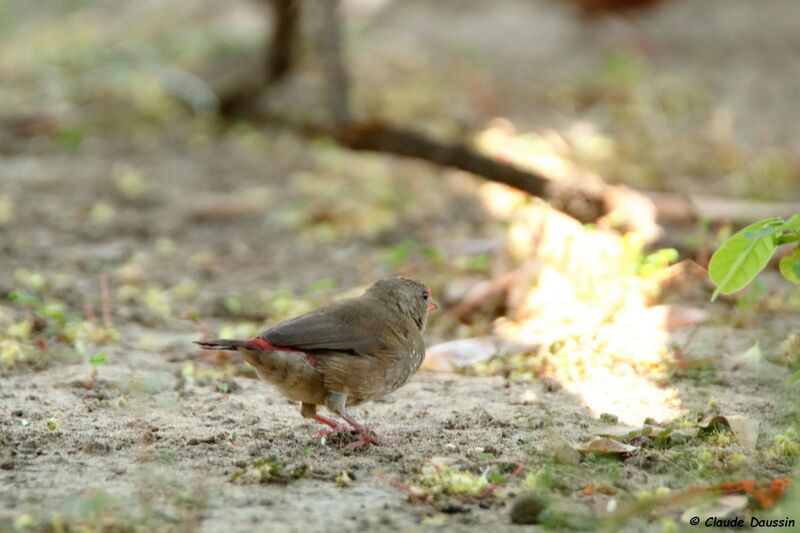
[366,277,437,331]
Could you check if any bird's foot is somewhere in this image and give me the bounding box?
[346,432,383,450]
[349,426,387,448]
[336,412,387,447]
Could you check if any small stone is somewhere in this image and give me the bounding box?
[669,429,698,444]
[438,499,470,514]
[444,443,457,450]
[539,378,562,393]
[483,445,500,455]
[510,493,547,525]
[599,413,618,424]
[82,440,111,455]
[553,446,581,466]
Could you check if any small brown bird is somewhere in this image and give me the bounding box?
[195,277,437,447]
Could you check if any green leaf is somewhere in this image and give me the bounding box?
[739,342,763,368]
[708,218,781,300]
[52,127,84,152]
[779,247,800,284]
[743,222,784,240]
[489,471,507,484]
[781,214,800,232]
[791,369,800,384]
[7,291,40,307]
[777,214,800,245]
[89,353,107,367]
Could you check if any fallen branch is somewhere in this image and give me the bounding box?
[212,1,798,240]
[647,191,800,225]
[234,111,659,234]
[335,120,549,198]
[212,1,664,233]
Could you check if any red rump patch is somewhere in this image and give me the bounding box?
[245,338,282,351]
[244,337,315,367]
[245,337,305,354]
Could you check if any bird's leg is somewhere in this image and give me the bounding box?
[314,415,349,434]
[326,393,384,446]
[300,402,348,435]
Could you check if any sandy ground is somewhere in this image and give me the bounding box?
[1,324,795,532]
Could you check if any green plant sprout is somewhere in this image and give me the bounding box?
[90,352,108,372]
[84,352,108,389]
[708,215,800,300]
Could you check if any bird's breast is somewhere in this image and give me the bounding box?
[382,340,425,393]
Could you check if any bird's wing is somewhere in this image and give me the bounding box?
[261,299,384,356]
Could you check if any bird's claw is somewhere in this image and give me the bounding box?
[346,435,382,451]
[349,427,386,448]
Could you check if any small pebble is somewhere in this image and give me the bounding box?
[553,446,581,466]
[539,378,562,393]
[510,493,546,525]
[599,413,618,424]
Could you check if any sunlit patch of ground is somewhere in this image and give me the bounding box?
[473,180,688,424]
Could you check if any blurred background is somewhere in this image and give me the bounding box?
[1,0,799,531]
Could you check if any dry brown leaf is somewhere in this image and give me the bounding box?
[699,415,760,450]
[574,438,638,455]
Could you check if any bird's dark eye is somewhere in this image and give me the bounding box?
[422,291,429,301]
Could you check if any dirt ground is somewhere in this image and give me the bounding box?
[1,326,796,532]
[1,0,799,531]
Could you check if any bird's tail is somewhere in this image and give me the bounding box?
[194,337,279,351]
[194,338,248,351]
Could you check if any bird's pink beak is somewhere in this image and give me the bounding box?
[428,299,438,312]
